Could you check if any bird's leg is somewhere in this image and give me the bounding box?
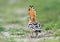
[35,31,38,37]
[31,31,38,38]
[31,31,34,38]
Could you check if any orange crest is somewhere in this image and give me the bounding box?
[29,6,36,23]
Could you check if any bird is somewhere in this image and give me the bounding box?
[28,5,41,37]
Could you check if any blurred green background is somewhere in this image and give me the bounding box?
[0,0,60,42]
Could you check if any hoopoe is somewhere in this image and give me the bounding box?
[28,6,41,37]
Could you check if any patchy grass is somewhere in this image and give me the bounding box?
[0,38,16,42]
[38,39,60,42]
[53,30,60,36]
[8,28,31,35]
[0,26,4,32]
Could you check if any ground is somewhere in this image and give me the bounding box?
[0,0,60,42]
